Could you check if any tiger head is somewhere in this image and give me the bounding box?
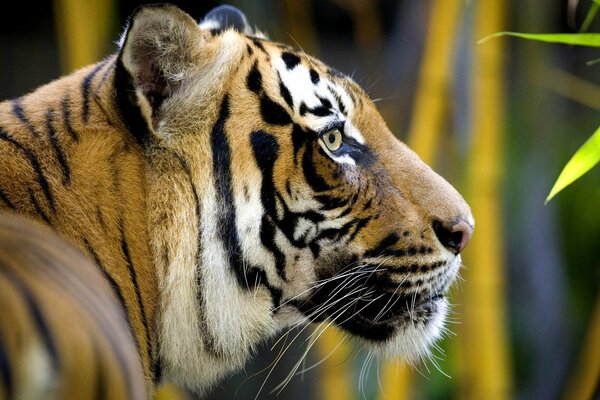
[118,4,473,390]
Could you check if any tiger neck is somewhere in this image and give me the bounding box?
[1,57,160,385]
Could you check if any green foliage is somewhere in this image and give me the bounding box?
[478,32,600,47]
[480,1,600,203]
[546,126,600,203]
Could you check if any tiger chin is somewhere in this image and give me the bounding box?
[0,3,473,398]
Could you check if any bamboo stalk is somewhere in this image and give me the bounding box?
[318,326,353,400]
[53,0,116,73]
[539,66,600,111]
[377,361,412,400]
[563,288,600,400]
[407,0,463,165]
[460,0,512,398]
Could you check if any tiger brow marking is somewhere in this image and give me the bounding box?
[11,99,41,139]
[0,126,56,213]
[46,108,71,185]
[0,265,60,373]
[326,84,348,116]
[82,58,110,124]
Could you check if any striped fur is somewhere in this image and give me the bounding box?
[0,213,146,399]
[0,4,473,397]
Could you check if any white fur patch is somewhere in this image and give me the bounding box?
[274,56,368,164]
[19,342,56,399]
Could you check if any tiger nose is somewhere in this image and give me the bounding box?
[432,220,473,255]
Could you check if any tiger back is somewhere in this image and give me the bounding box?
[0,4,473,397]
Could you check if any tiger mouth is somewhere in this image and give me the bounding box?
[290,274,447,341]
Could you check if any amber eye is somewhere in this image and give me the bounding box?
[321,129,343,152]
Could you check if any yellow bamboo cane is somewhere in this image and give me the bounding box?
[563,288,600,400]
[460,0,512,398]
[383,1,462,398]
[53,0,116,73]
[318,325,353,400]
[407,0,463,165]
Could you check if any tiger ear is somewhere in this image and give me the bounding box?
[117,4,201,131]
[199,4,252,34]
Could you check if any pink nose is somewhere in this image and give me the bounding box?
[433,220,474,254]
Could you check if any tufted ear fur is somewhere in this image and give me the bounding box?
[117,4,202,133]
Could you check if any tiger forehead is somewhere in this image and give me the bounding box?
[243,38,359,110]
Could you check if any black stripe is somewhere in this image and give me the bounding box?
[61,95,79,142]
[309,69,320,84]
[260,95,292,126]
[302,143,332,192]
[152,355,162,384]
[347,217,371,242]
[0,265,60,371]
[259,216,286,279]
[327,84,348,116]
[82,238,140,355]
[11,99,40,139]
[314,194,348,210]
[119,223,152,371]
[250,130,279,216]
[96,58,116,93]
[28,188,53,226]
[93,341,106,400]
[250,131,289,279]
[299,102,307,116]
[0,186,15,209]
[246,265,283,308]
[114,55,152,148]
[246,61,262,94]
[251,38,267,54]
[281,52,301,70]
[278,73,293,108]
[317,96,332,109]
[210,95,251,287]
[0,330,13,399]
[0,126,56,213]
[83,59,110,123]
[46,108,71,185]
[306,105,332,117]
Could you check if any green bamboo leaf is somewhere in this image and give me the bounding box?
[478,32,600,47]
[546,125,600,203]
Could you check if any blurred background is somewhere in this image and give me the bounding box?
[1,0,599,399]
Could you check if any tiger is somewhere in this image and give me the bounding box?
[0,3,473,398]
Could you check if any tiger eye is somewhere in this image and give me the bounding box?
[322,129,342,152]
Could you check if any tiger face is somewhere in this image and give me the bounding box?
[120,4,473,391]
